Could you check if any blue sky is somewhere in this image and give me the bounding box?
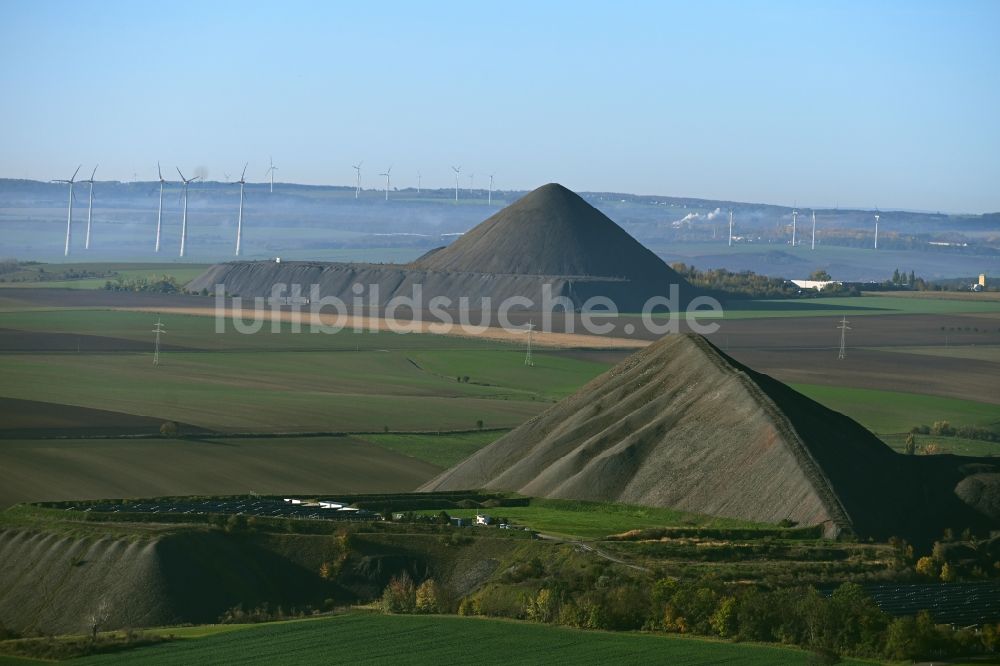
[1,1,998,212]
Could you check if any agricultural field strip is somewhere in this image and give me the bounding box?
[0,349,608,433]
[71,612,877,665]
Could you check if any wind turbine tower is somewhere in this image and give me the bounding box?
[353,162,363,198]
[417,171,421,194]
[235,162,248,256]
[53,165,82,256]
[176,168,199,258]
[811,211,817,250]
[837,316,851,360]
[451,166,461,201]
[791,209,798,247]
[155,163,166,253]
[728,209,734,247]
[379,166,392,201]
[265,157,277,194]
[82,165,98,250]
[874,210,880,250]
[488,174,494,206]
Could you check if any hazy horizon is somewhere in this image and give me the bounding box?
[1,1,998,213]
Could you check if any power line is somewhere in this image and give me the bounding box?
[524,320,534,367]
[152,316,166,366]
[837,316,850,360]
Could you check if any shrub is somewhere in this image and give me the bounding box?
[415,579,442,614]
[380,573,416,614]
[159,421,178,437]
[525,588,559,623]
[915,556,940,578]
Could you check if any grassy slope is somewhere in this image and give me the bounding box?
[790,383,1000,434]
[421,497,767,539]
[0,436,444,508]
[73,613,874,666]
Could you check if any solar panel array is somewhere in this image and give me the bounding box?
[64,498,377,522]
[823,583,1000,626]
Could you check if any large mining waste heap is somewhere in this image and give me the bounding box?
[187,183,696,311]
[422,334,999,542]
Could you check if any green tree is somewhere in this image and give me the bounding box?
[904,433,916,455]
[810,269,832,281]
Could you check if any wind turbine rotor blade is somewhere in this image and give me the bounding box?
[176,167,186,181]
[90,164,98,180]
[241,162,248,180]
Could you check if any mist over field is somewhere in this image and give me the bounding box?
[2,178,997,282]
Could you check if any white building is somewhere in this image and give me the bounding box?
[790,279,841,291]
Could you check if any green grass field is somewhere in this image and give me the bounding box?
[632,293,1000,320]
[791,383,1000,434]
[408,350,608,401]
[0,308,518,351]
[717,295,1000,319]
[358,430,507,468]
[73,613,873,666]
[0,349,599,432]
[0,262,210,290]
[869,344,1000,363]
[422,497,768,539]
[879,432,999,457]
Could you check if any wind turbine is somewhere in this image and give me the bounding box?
[874,209,880,250]
[488,174,495,206]
[53,165,81,256]
[468,172,475,191]
[176,168,199,258]
[811,210,817,250]
[791,209,798,247]
[265,156,277,193]
[379,166,392,201]
[417,170,421,194]
[451,165,461,201]
[235,162,248,256]
[353,162,363,198]
[155,163,166,253]
[81,164,98,250]
[728,209,734,247]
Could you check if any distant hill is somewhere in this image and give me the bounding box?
[422,334,998,542]
[410,183,686,283]
[189,183,697,312]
